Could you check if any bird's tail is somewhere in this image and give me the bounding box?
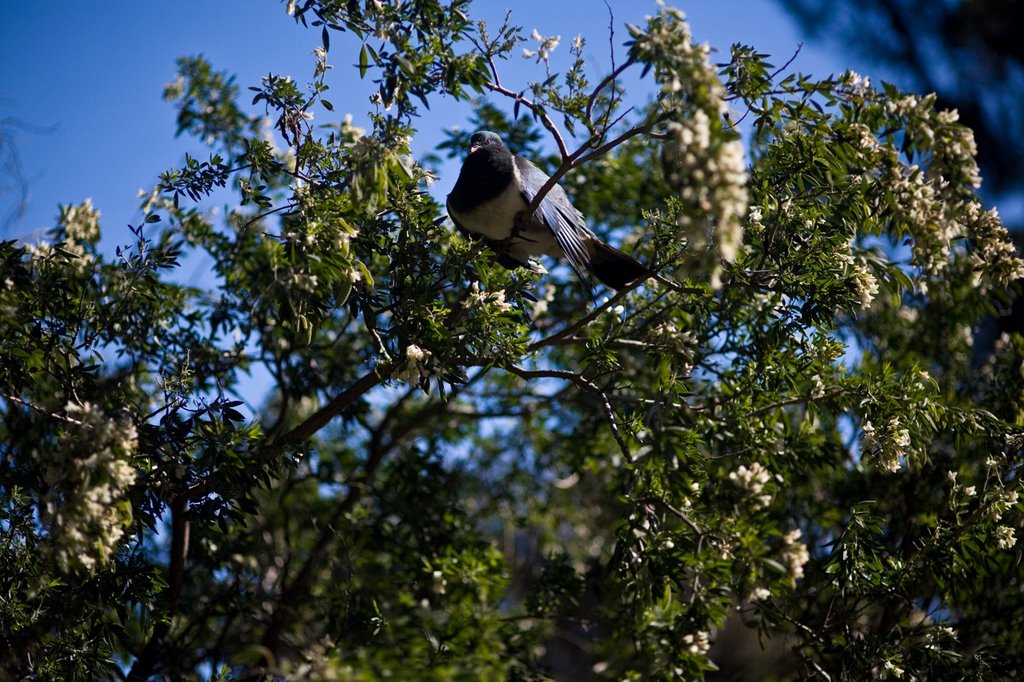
[587,240,651,291]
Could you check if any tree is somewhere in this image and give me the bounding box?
[777,0,1024,201]
[2,1,1023,679]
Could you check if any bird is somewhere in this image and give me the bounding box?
[447,130,649,291]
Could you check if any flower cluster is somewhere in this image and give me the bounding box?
[809,374,826,399]
[885,94,981,190]
[749,586,772,602]
[291,272,319,293]
[967,207,1024,292]
[995,525,1017,550]
[877,93,1024,291]
[884,163,954,278]
[522,29,560,63]
[781,529,810,581]
[395,344,433,384]
[861,417,911,473]
[682,630,710,655]
[728,461,772,508]
[833,78,1024,298]
[530,283,556,317]
[39,401,138,572]
[649,321,696,371]
[989,487,1019,521]
[462,281,513,313]
[663,111,747,265]
[60,198,101,244]
[845,122,881,153]
[839,70,871,94]
[28,199,102,277]
[632,4,747,287]
[883,660,906,679]
[850,261,880,309]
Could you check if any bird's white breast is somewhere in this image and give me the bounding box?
[449,171,527,241]
[449,164,561,260]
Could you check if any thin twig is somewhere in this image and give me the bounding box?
[240,203,295,233]
[743,387,845,418]
[528,282,636,351]
[503,365,633,463]
[2,393,89,427]
[585,59,635,126]
[769,43,803,81]
[645,496,702,534]
[481,79,570,159]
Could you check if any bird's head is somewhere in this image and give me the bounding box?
[469,130,504,155]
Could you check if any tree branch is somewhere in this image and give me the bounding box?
[528,281,637,351]
[502,365,634,462]
[275,363,390,446]
[127,496,191,681]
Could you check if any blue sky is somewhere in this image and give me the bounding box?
[0,1,862,245]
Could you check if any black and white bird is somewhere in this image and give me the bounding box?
[446,130,649,290]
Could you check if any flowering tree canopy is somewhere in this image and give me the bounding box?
[2,2,1023,679]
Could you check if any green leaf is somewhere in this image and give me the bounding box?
[358,43,368,78]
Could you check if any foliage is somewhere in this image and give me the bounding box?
[2,1,1023,680]
[778,0,1024,199]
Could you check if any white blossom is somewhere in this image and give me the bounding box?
[861,421,877,451]
[395,344,432,384]
[750,586,771,601]
[729,462,773,508]
[682,630,710,655]
[995,525,1017,550]
[60,198,101,244]
[531,283,556,317]
[650,322,696,372]
[664,113,747,272]
[841,70,871,93]
[640,4,747,288]
[40,401,138,572]
[852,263,879,309]
[781,529,810,581]
[875,417,911,473]
[883,660,905,679]
[809,374,825,399]
[990,489,1019,521]
[26,199,105,277]
[846,122,880,152]
[292,272,319,292]
[967,207,1024,291]
[463,281,513,312]
[861,416,910,472]
[524,29,560,62]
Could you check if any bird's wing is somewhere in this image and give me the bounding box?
[513,156,591,276]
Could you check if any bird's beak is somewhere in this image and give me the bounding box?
[470,143,481,154]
